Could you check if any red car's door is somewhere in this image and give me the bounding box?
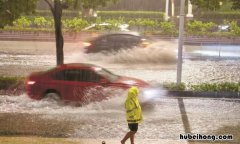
[50,69,82,101]
[76,69,105,102]
[52,68,103,102]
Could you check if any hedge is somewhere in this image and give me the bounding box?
[162,82,240,92]
[2,15,240,36]
[30,10,165,21]
[32,10,81,18]
[190,82,240,92]
[97,11,164,21]
[195,11,240,20]
[195,11,240,24]
[0,77,25,90]
[28,10,240,22]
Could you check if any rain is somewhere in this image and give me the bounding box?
[0,0,240,144]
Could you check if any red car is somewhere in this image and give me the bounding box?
[26,63,149,102]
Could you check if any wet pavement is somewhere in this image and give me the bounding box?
[0,40,239,143]
[0,94,239,142]
[0,40,239,84]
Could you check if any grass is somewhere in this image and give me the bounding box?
[191,124,240,144]
[0,136,78,144]
[213,124,240,143]
[0,136,238,144]
[0,113,77,137]
[0,77,24,90]
[0,123,239,144]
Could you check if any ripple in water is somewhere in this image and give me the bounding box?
[0,87,167,113]
[0,89,239,139]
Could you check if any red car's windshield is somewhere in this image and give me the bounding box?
[94,67,120,82]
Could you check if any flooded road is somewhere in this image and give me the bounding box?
[0,94,239,140]
[0,40,239,142]
[184,44,240,58]
[0,40,239,84]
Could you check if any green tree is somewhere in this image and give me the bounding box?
[1,0,118,65]
[231,0,240,10]
[190,0,227,11]
[44,0,118,65]
[0,0,37,28]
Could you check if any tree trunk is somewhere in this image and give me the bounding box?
[44,0,64,66]
[53,0,64,66]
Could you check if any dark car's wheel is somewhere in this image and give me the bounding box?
[44,92,61,101]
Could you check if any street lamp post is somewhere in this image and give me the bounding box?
[177,0,185,84]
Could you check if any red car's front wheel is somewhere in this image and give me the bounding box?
[44,92,61,101]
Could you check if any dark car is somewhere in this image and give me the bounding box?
[26,63,149,102]
[83,32,149,53]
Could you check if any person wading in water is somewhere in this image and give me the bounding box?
[121,86,143,144]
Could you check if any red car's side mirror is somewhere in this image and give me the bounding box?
[100,79,108,85]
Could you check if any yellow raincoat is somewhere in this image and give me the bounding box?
[125,86,143,123]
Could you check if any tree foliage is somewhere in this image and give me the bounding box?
[65,0,119,10]
[0,0,119,65]
[43,0,118,65]
[190,0,228,11]
[0,0,118,28]
[0,0,37,28]
[231,0,240,10]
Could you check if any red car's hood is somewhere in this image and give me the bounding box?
[27,72,44,79]
[113,76,150,88]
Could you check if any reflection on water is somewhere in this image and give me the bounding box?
[0,40,239,141]
[184,44,240,58]
[0,94,239,139]
[0,40,239,84]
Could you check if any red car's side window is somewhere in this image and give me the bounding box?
[53,69,101,83]
[80,70,101,82]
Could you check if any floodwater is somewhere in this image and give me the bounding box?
[0,94,240,140]
[0,40,239,84]
[0,40,239,141]
[184,44,240,58]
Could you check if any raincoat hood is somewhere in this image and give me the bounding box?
[127,86,139,99]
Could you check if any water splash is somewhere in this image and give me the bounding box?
[66,40,177,65]
[0,88,127,114]
[0,86,168,114]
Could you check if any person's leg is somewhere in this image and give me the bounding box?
[121,123,138,144]
[129,123,138,144]
[121,131,135,144]
[129,131,136,144]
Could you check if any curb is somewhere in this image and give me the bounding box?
[168,91,240,99]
